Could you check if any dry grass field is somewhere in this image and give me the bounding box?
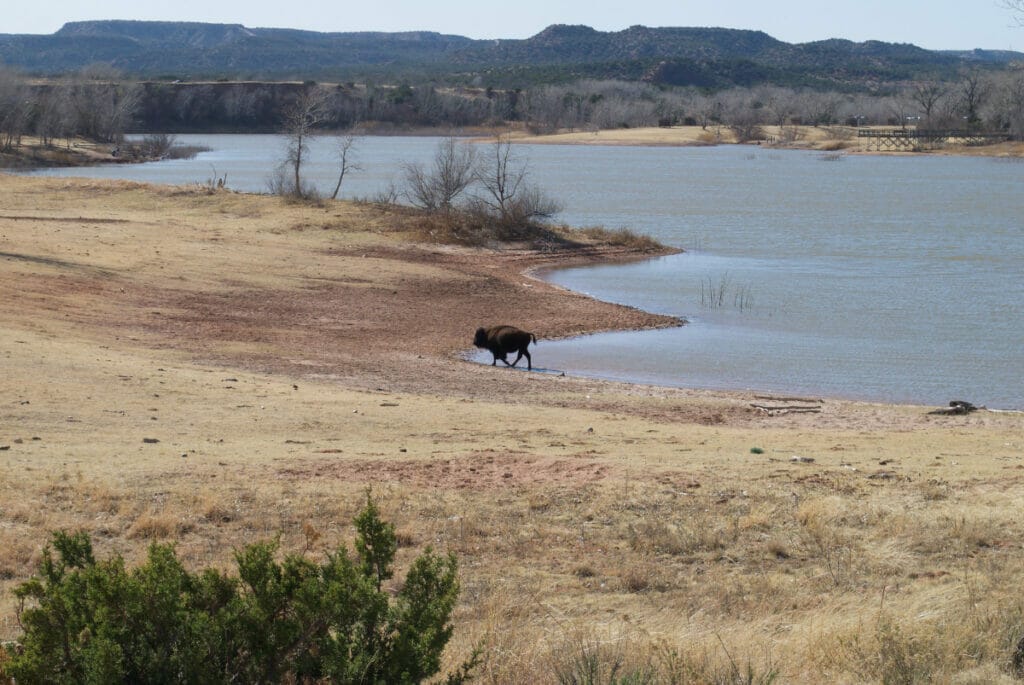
[2,174,1023,682]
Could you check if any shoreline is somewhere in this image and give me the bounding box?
[6,136,1015,411]
[6,168,1013,412]
[499,125,1024,158]
[3,174,1002,420]
[527,253,1023,413]
[5,125,1023,172]
[3,175,1023,681]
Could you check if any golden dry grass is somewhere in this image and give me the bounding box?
[1,174,1023,682]
[565,226,665,252]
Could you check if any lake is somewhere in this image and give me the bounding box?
[21,134,1024,408]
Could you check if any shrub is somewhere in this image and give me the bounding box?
[137,133,176,159]
[572,226,664,252]
[267,163,322,203]
[409,207,562,247]
[403,137,476,212]
[164,144,211,160]
[1,495,474,684]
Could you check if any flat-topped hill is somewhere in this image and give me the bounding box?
[2,20,1018,88]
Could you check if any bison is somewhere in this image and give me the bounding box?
[474,325,537,371]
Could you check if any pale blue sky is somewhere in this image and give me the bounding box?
[6,1,1022,51]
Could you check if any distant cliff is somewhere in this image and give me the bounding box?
[1,20,1020,90]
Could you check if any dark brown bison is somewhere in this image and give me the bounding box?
[474,325,537,371]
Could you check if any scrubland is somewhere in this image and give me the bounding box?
[1,175,1022,682]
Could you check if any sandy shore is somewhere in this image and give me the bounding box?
[504,125,1024,157]
[2,175,1022,681]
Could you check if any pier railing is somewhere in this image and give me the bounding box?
[857,129,1009,151]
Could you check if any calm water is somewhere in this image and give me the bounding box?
[21,135,1024,408]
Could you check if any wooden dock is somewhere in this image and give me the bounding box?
[858,129,1009,151]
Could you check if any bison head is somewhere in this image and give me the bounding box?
[473,327,488,348]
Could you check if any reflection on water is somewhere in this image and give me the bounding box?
[21,136,1024,407]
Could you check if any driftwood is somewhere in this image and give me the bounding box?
[751,395,824,415]
[753,395,824,404]
[751,403,822,415]
[927,400,980,416]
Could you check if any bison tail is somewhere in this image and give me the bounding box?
[531,333,537,346]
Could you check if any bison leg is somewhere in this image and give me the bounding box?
[510,347,532,371]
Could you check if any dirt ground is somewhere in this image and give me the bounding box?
[2,175,1023,681]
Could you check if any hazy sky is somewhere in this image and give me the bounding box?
[7,0,1023,51]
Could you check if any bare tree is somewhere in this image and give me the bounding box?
[522,86,567,134]
[222,85,258,124]
[475,134,526,219]
[403,136,476,212]
[937,91,965,130]
[720,89,765,142]
[850,93,894,126]
[413,86,443,126]
[33,85,65,147]
[761,86,798,128]
[690,93,724,131]
[32,80,81,149]
[473,134,561,228]
[330,130,362,200]
[988,66,1024,139]
[957,70,990,128]
[910,82,948,128]
[66,66,141,143]
[273,86,328,198]
[1001,0,1024,24]
[800,91,843,127]
[0,68,30,150]
[886,91,914,128]
[174,84,216,127]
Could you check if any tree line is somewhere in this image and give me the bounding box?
[0,65,142,150]
[4,64,1024,156]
